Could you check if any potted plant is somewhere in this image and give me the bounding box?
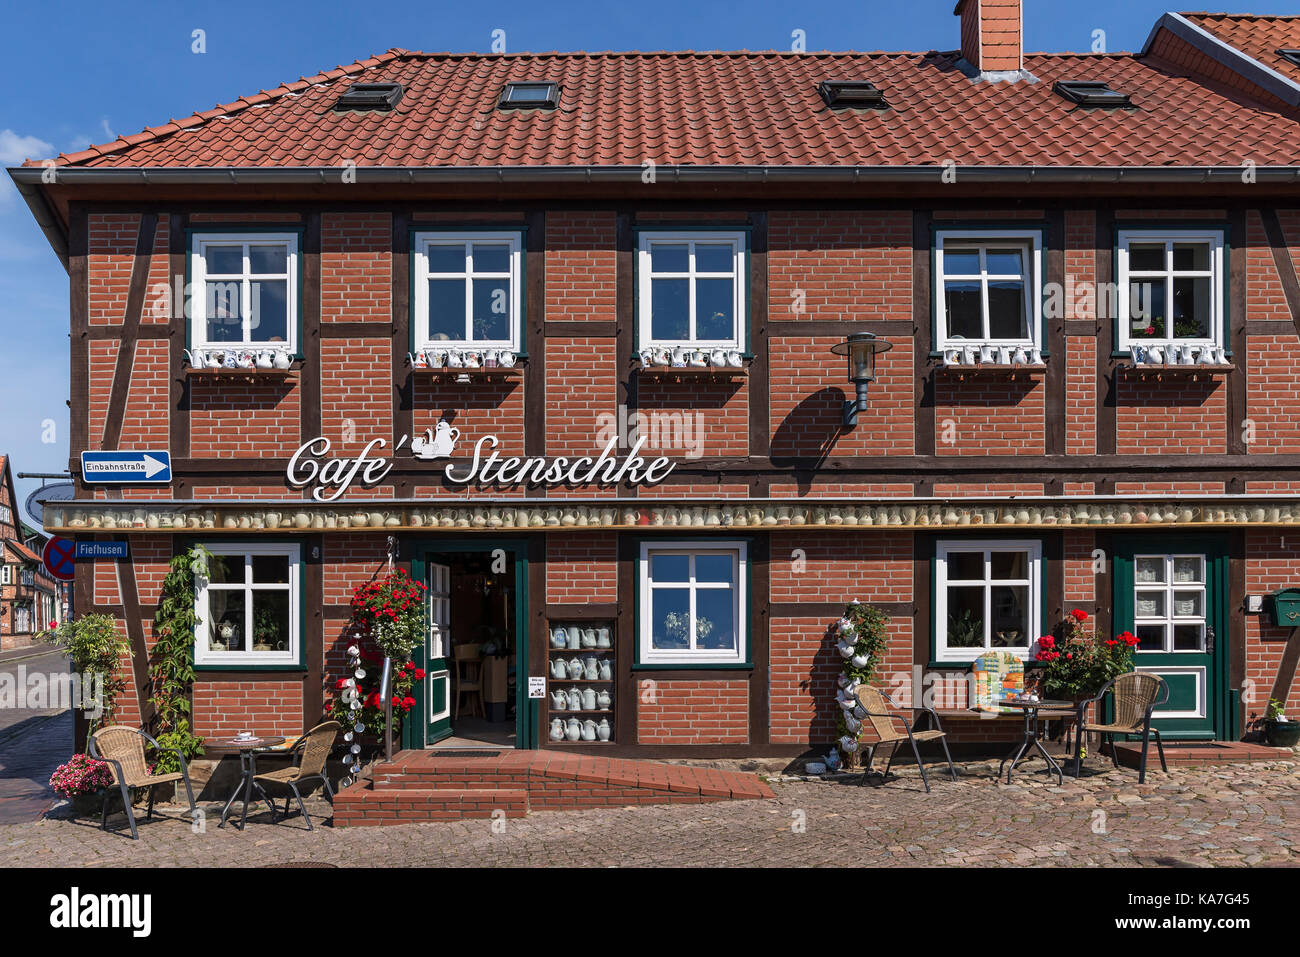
[1034,609,1139,702]
[1265,698,1300,748]
[49,753,114,816]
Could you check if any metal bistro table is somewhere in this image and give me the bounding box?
[997,698,1077,785]
[209,736,287,830]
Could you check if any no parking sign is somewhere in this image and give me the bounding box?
[42,536,76,582]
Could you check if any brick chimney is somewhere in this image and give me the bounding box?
[955,0,1023,74]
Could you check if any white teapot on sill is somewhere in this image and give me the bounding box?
[273,350,292,370]
[255,350,274,369]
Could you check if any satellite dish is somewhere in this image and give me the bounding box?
[25,482,75,526]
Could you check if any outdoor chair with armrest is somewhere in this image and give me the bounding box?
[854,686,958,793]
[1073,672,1169,784]
[88,725,197,840]
[251,720,340,830]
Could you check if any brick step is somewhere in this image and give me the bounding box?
[1112,740,1294,767]
[333,782,528,826]
[371,762,529,790]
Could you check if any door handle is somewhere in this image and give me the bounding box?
[1206,626,1215,653]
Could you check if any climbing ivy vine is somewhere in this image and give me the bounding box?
[148,544,210,773]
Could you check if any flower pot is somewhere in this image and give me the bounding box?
[1265,720,1300,748]
[68,791,105,816]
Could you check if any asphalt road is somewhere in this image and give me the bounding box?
[0,648,72,824]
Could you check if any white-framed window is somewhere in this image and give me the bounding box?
[637,231,746,350]
[0,505,10,524]
[13,602,31,633]
[194,543,300,667]
[935,230,1043,349]
[413,231,523,351]
[0,564,9,585]
[638,540,747,665]
[1132,554,1207,653]
[191,232,299,352]
[1117,229,1225,351]
[935,539,1041,662]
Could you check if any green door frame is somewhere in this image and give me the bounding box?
[407,538,534,750]
[1112,533,1230,740]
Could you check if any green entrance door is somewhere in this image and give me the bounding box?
[1113,536,1228,740]
[423,560,453,745]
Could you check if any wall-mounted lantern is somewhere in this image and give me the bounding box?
[830,332,892,428]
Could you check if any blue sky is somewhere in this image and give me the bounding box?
[1,0,1295,525]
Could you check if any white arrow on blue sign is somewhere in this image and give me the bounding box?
[80,451,172,483]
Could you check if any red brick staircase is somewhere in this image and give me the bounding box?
[334,749,776,826]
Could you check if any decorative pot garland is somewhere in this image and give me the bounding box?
[337,639,367,787]
[830,601,891,770]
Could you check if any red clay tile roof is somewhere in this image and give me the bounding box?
[6,539,42,564]
[27,46,1300,171]
[1183,12,1300,84]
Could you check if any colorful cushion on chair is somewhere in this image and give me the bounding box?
[971,651,1024,713]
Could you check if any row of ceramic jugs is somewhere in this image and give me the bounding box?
[550,717,612,741]
[550,656,613,680]
[550,687,612,711]
[551,625,612,650]
[184,348,292,369]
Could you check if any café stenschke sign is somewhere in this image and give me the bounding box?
[287,427,675,502]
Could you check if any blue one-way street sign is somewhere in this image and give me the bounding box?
[80,450,172,483]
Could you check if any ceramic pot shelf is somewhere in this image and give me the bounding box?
[413,366,524,377]
[546,620,615,744]
[1120,362,1235,375]
[939,363,1047,375]
[636,364,748,378]
[185,366,300,379]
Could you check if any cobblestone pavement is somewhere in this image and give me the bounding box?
[2,757,1297,867]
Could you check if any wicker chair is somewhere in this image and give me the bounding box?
[854,686,958,793]
[88,726,197,840]
[252,721,340,830]
[1073,672,1169,783]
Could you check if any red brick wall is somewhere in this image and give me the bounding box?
[769,336,912,457]
[192,680,304,738]
[768,211,911,321]
[190,379,301,457]
[546,212,616,323]
[1064,531,1095,604]
[1246,334,1300,454]
[322,212,390,323]
[935,373,1045,456]
[1115,374,1227,454]
[545,534,617,604]
[768,532,911,603]
[1244,529,1300,729]
[637,680,748,744]
[545,337,616,457]
[320,338,391,458]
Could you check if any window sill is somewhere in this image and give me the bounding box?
[195,662,306,673]
[411,364,524,379]
[1118,362,1235,375]
[186,365,300,381]
[630,662,752,671]
[937,361,1047,376]
[636,363,748,379]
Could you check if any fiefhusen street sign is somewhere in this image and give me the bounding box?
[80,451,172,483]
[75,541,130,560]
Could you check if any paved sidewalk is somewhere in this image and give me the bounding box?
[2,758,1296,867]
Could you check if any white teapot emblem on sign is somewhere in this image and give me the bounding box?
[411,422,460,460]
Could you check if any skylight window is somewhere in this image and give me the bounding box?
[819,80,888,109]
[334,82,403,111]
[1277,49,1300,68]
[1054,80,1132,108]
[499,82,560,109]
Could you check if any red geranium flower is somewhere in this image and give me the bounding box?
[1070,609,1088,622]
[1038,635,1055,649]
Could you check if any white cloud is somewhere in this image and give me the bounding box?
[0,129,55,167]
